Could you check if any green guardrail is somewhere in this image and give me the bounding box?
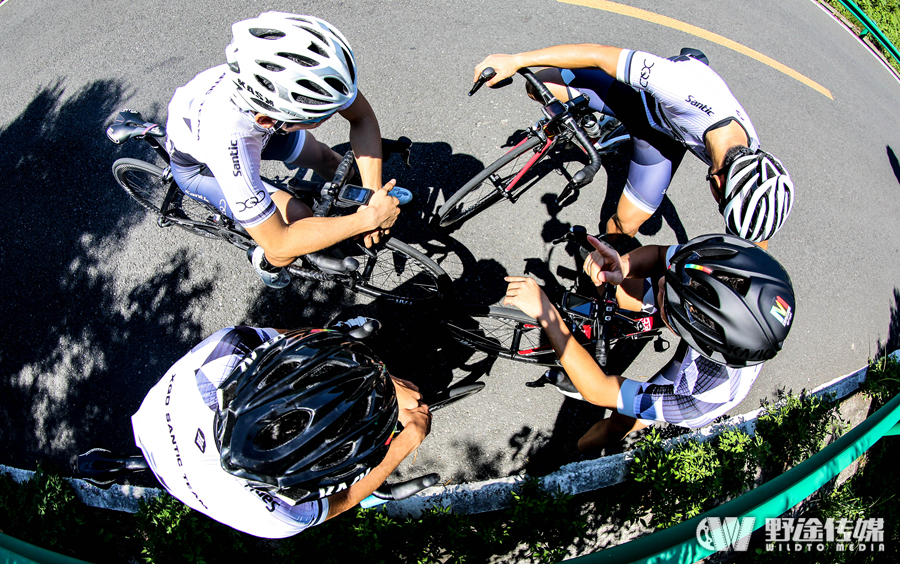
[564,389,900,564]
[0,532,92,564]
[834,0,900,67]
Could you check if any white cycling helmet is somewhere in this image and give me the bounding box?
[225,12,358,123]
[719,148,794,243]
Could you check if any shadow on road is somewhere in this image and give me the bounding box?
[0,80,217,470]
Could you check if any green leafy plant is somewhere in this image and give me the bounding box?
[134,493,251,563]
[754,391,845,474]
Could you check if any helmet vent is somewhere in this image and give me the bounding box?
[258,61,285,72]
[324,77,349,96]
[686,300,718,333]
[254,409,313,451]
[278,52,318,68]
[694,246,738,259]
[340,47,356,83]
[258,361,302,390]
[714,273,751,296]
[333,390,373,437]
[255,75,276,93]
[304,28,327,44]
[250,28,286,40]
[311,442,354,471]
[306,41,328,58]
[297,79,329,97]
[296,361,348,388]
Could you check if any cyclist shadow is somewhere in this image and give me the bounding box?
[0,79,220,471]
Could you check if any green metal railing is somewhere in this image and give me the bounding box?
[0,533,91,564]
[835,0,900,68]
[564,390,900,563]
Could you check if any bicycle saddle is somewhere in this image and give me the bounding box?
[669,48,709,66]
[106,109,166,145]
[76,448,149,488]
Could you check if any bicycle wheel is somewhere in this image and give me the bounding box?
[112,158,220,240]
[447,305,560,365]
[340,238,448,304]
[437,135,544,228]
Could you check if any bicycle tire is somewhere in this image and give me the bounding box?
[447,305,560,365]
[112,158,221,240]
[437,135,544,228]
[312,238,447,304]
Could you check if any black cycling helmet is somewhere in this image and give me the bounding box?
[664,234,795,367]
[214,328,398,503]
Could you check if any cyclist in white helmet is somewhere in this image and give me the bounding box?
[166,12,407,288]
[476,45,794,250]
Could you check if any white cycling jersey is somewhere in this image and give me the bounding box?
[616,50,760,166]
[132,327,330,538]
[165,65,355,227]
[615,245,763,428]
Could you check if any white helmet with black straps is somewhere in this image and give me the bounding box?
[719,148,794,243]
[225,12,358,123]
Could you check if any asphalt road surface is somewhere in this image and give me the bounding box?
[1,0,899,486]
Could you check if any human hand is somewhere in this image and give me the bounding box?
[474,54,520,86]
[358,179,400,247]
[503,276,554,321]
[583,235,624,286]
[391,377,422,411]
[397,404,432,447]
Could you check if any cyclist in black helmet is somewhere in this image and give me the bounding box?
[504,234,794,453]
[131,325,431,538]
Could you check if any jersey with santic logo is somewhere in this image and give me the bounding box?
[616,50,761,165]
[132,326,329,538]
[616,245,765,428]
[165,65,355,227]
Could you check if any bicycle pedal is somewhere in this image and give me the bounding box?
[525,376,549,388]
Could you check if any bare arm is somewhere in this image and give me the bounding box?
[474,44,624,86]
[339,91,383,190]
[245,183,400,265]
[503,276,624,408]
[324,380,431,520]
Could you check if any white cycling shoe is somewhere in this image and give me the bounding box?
[248,246,291,289]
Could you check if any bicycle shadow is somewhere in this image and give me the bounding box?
[0,80,218,471]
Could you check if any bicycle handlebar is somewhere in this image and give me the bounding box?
[312,137,413,218]
[558,225,615,367]
[469,68,602,190]
[369,473,440,501]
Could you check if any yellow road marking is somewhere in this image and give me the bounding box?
[559,0,833,100]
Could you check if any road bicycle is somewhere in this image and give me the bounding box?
[76,320,484,508]
[434,67,629,228]
[106,110,448,305]
[446,226,665,369]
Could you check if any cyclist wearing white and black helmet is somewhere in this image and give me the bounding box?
[504,233,795,453]
[131,326,431,538]
[166,12,405,288]
[476,45,794,250]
